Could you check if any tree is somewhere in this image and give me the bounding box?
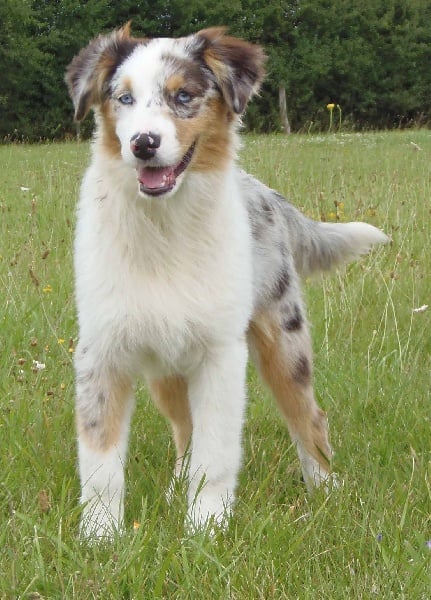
[0,0,45,139]
[0,0,430,139]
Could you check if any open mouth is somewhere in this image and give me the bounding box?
[136,143,195,197]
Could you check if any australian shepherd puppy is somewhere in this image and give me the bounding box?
[66,25,387,538]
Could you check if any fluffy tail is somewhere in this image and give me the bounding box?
[284,205,389,276]
[240,171,388,277]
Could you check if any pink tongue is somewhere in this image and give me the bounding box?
[137,166,175,189]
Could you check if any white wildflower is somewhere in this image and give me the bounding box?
[32,360,46,370]
[412,305,428,314]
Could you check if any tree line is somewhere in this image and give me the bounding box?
[1,0,431,140]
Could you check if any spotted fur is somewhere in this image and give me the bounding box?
[65,25,388,539]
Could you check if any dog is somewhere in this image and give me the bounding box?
[66,24,387,538]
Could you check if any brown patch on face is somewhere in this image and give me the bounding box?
[192,98,234,172]
[165,73,186,94]
[121,76,133,94]
[171,96,233,173]
[150,375,192,469]
[99,100,121,158]
[163,56,212,120]
[76,373,132,452]
[165,56,209,92]
[248,311,331,471]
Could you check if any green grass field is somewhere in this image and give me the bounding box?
[1,131,430,598]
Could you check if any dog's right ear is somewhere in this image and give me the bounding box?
[65,23,137,121]
[195,28,266,115]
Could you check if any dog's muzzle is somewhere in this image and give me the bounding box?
[134,141,196,197]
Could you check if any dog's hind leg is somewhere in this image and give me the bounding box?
[75,351,134,539]
[248,309,333,491]
[150,375,192,478]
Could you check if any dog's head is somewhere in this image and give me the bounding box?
[66,25,265,198]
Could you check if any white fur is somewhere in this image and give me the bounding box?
[79,442,127,538]
[186,339,249,527]
[75,143,254,535]
[69,30,387,539]
[113,44,185,170]
[319,221,389,261]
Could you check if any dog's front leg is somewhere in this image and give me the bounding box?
[75,354,134,540]
[186,338,248,530]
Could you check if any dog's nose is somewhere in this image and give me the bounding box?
[130,132,161,160]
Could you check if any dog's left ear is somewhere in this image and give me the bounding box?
[196,27,266,114]
[65,23,137,121]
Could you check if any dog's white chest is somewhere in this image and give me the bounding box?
[76,246,215,373]
[74,178,253,378]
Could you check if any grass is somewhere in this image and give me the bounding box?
[0,130,430,598]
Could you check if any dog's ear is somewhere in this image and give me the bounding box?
[65,23,137,121]
[196,27,266,114]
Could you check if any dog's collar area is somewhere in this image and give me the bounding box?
[136,143,196,196]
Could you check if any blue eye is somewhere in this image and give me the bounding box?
[175,90,192,104]
[118,93,134,105]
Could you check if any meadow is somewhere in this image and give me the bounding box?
[0,130,430,598]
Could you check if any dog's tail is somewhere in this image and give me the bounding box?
[241,171,388,276]
[282,202,389,276]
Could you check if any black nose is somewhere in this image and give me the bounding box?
[130,132,161,160]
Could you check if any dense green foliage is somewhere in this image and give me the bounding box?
[1,0,431,139]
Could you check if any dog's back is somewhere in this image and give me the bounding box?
[239,170,387,312]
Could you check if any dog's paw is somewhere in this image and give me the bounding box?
[79,500,122,541]
[186,487,233,533]
[300,455,339,494]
